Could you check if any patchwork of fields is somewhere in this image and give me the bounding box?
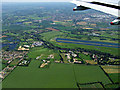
[2,61,112,88]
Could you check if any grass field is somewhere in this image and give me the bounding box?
[2,61,112,88]
[79,53,92,60]
[41,31,63,41]
[28,47,61,60]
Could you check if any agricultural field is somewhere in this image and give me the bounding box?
[2,62,77,88]
[101,65,120,88]
[2,2,119,89]
[74,65,112,85]
[101,65,120,74]
[108,73,120,83]
[85,60,97,65]
[101,65,120,83]
[2,61,112,88]
[79,82,104,88]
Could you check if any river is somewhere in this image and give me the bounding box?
[56,38,119,48]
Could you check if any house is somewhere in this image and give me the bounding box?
[36,56,41,60]
[72,53,77,57]
[23,45,30,48]
[32,41,43,46]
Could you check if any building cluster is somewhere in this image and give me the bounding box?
[1,50,28,79]
[18,41,43,51]
[32,41,43,47]
[2,51,27,64]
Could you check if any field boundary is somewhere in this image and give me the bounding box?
[99,66,114,84]
[78,81,105,89]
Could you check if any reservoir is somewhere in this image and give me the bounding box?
[56,38,120,48]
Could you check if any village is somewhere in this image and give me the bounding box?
[1,37,119,80]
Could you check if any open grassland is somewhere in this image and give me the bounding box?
[2,61,112,88]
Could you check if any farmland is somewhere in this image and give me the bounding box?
[1,2,119,89]
[2,61,112,88]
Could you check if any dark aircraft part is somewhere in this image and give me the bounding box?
[110,18,120,25]
[73,6,90,11]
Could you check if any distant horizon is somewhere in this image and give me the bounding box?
[2,2,70,3]
[2,0,71,2]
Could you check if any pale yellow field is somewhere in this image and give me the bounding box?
[101,65,120,73]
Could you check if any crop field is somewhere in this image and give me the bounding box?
[2,61,112,88]
[73,65,111,85]
[2,62,77,88]
[85,60,97,64]
[108,73,120,83]
[101,65,120,73]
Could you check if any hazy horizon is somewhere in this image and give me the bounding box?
[2,0,71,2]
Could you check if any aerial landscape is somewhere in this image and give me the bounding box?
[0,1,120,89]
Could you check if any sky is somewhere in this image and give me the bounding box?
[2,0,72,2]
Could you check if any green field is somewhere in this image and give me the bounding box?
[28,47,61,60]
[104,73,120,89]
[108,73,120,83]
[79,53,92,60]
[2,61,112,88]
[41,31,63,41]
[74,65,111,85]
